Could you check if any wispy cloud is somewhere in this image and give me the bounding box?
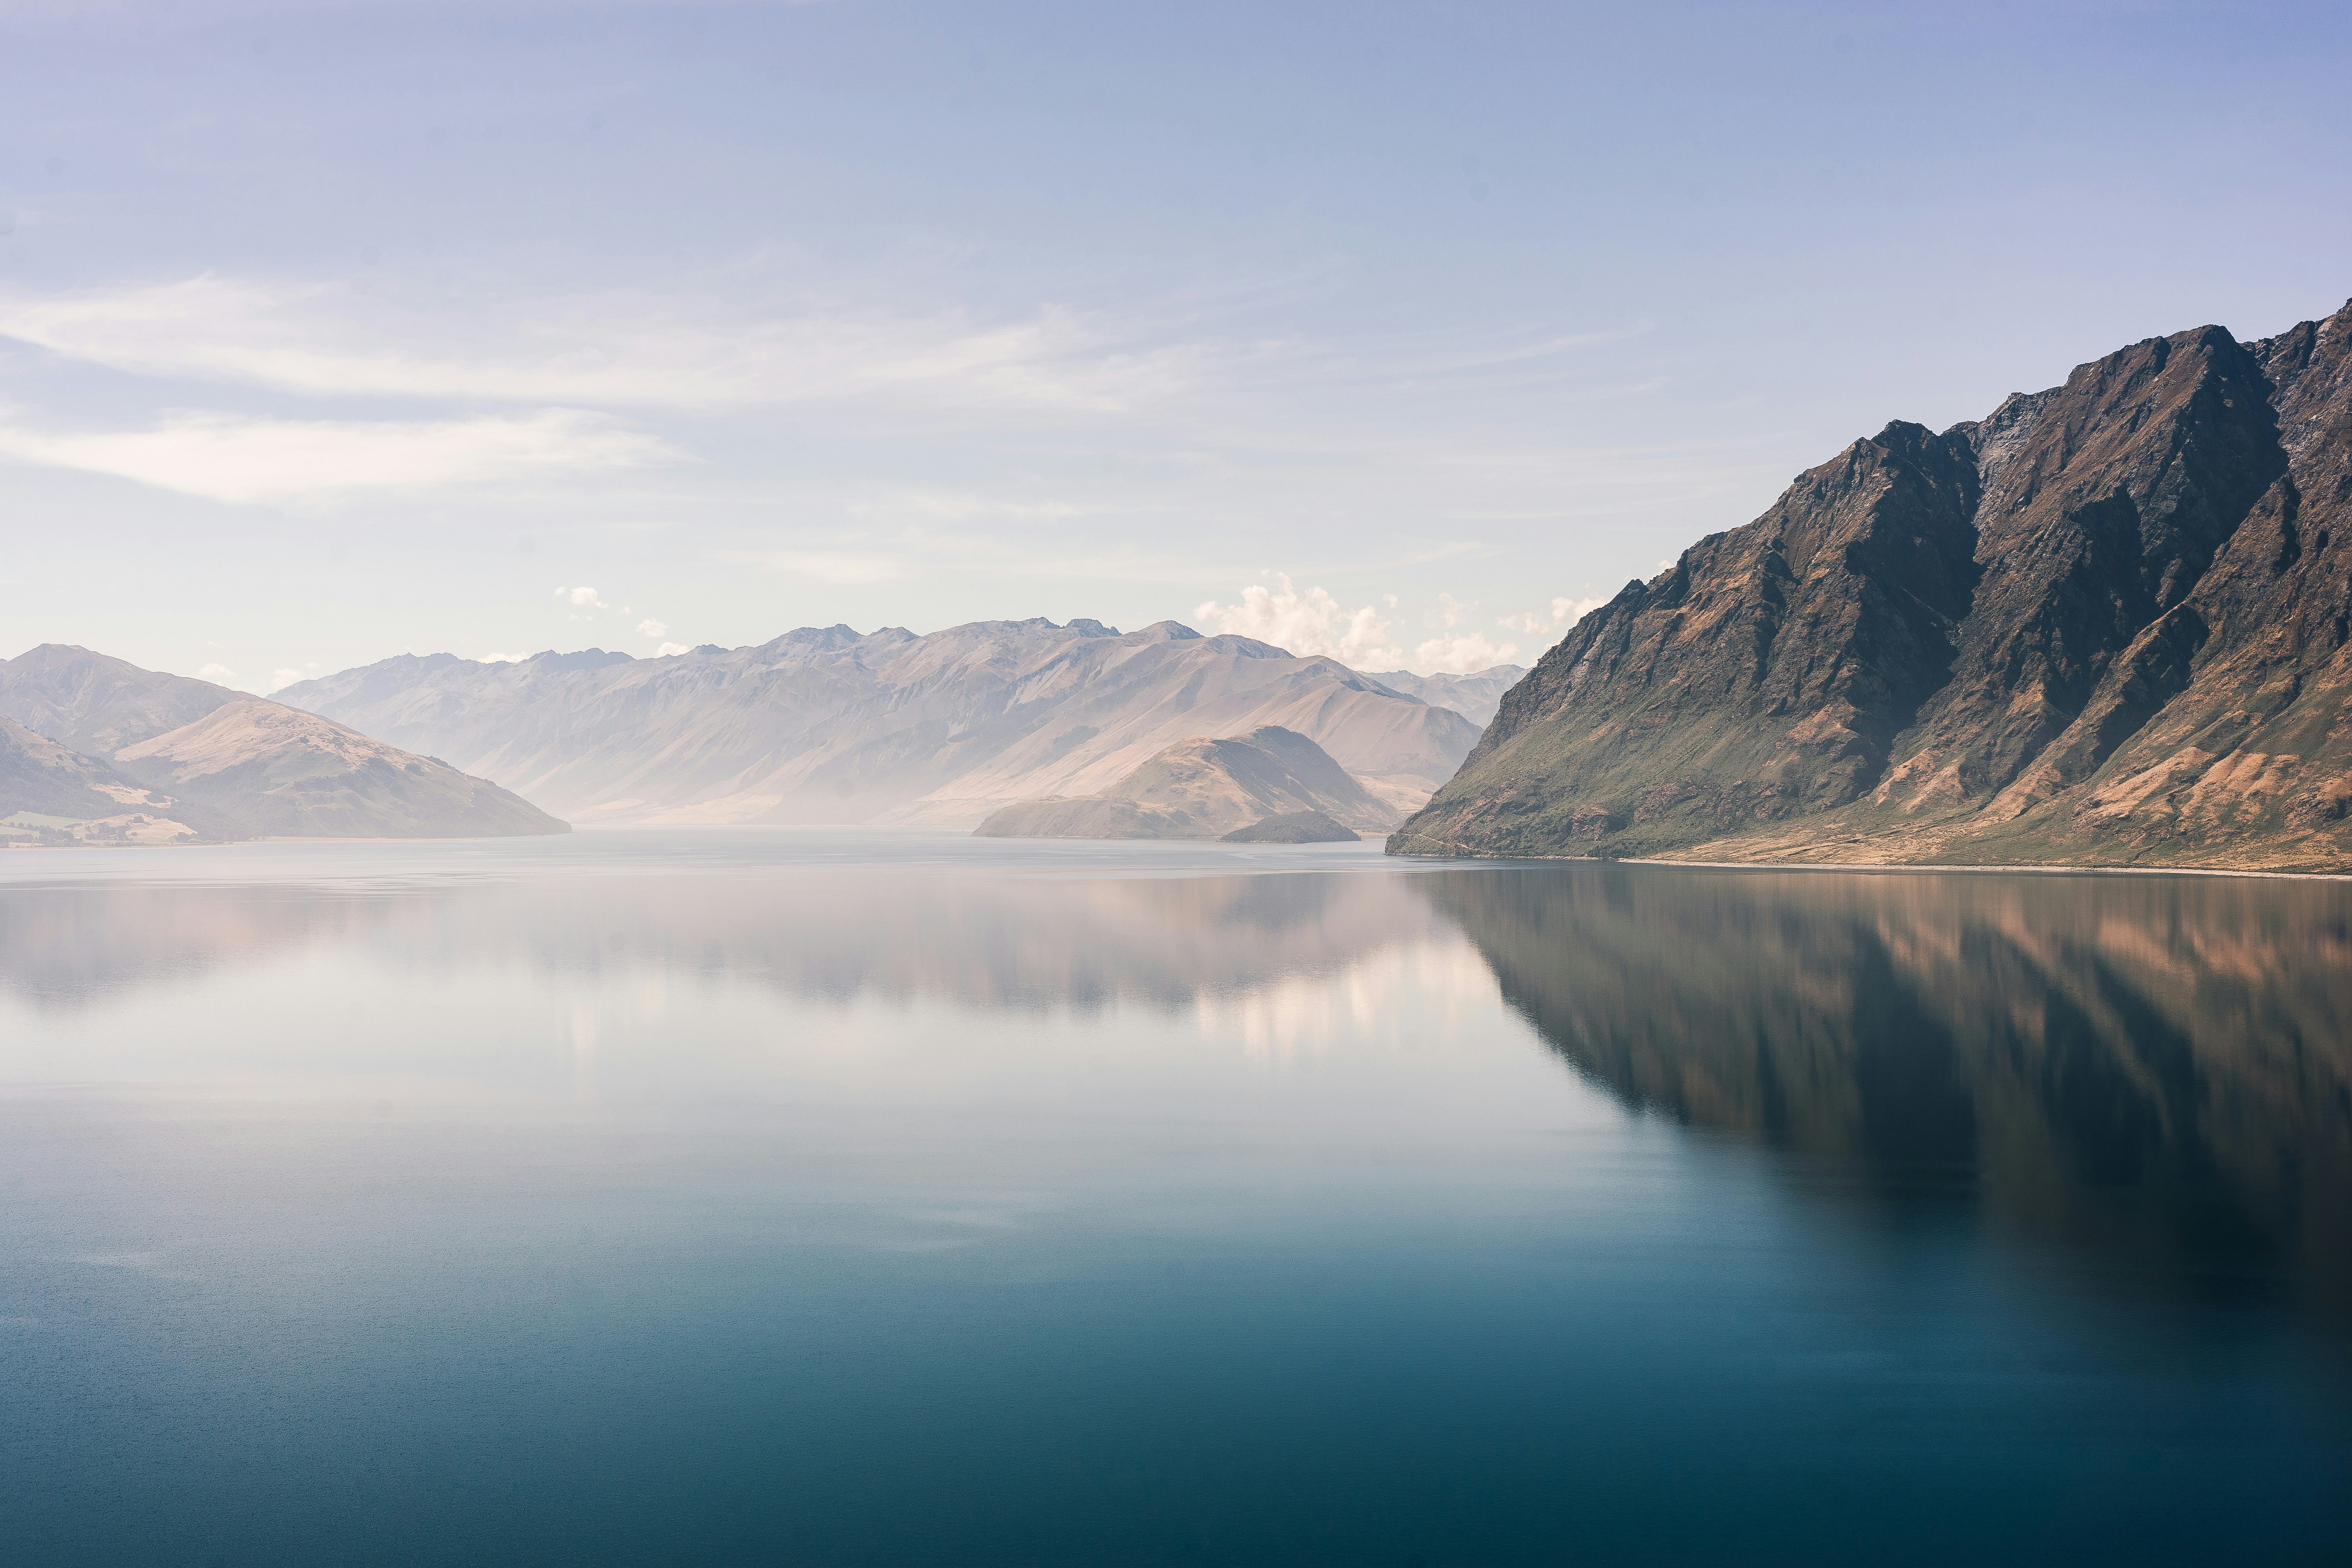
[0,408,671,503]
[0,274,1214,415]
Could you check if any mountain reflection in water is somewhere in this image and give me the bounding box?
[9,853,2346,1318]
[3,840,2349,1568]
[1429,864,2352,1316]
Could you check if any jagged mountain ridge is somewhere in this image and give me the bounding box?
[282,619,1483,826]
[1393,299,2352,871]
[0,646,568,840]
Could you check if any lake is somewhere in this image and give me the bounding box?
[2,831,2347,1566]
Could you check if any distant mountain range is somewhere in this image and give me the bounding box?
[1357,666,1525,728]
[282,619,1488,827]
[1394,299,2352,873]
[0,646,567,843]
[975,724,1390,840]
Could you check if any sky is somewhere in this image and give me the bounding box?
[4,0,2350,687]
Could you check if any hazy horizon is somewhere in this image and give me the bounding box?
[5,1,2350,689]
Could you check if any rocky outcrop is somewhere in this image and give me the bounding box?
[1393,301,2352,872]
[975,725,1389,840]
[0,646,568,841]
[284,620,1480,827]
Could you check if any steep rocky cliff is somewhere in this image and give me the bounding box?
[1392,301,2352,871]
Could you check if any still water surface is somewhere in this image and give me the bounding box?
[2,831,2347,1565]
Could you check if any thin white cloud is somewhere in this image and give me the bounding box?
[0,274,1210,415]
[655,641,691,657]
[267,668,307,691]
[478,651,530,664]
[636,617,668,637]
[1193,577,1404,668]
[198,662,236,681]
[0,408,671,503]
[557,585,609,610]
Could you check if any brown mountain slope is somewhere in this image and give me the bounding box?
[117,700,570,839]
[0,715,214,844]
[975,724,1390,840]
[1392,301,2352,872]
[0,646,568,840]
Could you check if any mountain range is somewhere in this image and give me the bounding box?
[282,619,1485,827]
[0,646,567,843]
[1394,298,2352,873]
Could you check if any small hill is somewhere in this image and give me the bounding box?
[1221,811,1360,844]
[0,646,568,841]
[0,715,214,845]
[116,700,569,838]
[976,726,1390,840]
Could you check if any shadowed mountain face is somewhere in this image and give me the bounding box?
[975,725,1392,840]
[1427,864,2352,1312]
[279,619,1481,827]
[0,647,566,840]
[1395,303,2352,870]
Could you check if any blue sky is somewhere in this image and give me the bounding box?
[4,0,2349,684]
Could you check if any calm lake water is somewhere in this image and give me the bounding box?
[2,831,2347,1566]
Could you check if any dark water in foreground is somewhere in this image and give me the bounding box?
[1,831,2347,1566]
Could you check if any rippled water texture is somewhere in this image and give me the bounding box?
[2,832,2347,1566]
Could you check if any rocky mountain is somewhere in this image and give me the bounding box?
[1362,666,1527,728]
[974,725,1388,840]
[1393,299,2352,872]
[0,646,568,840]
[281,619,1481,827]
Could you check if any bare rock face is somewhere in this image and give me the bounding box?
[975,726,1390,840]
[0,646,568,841]
[1392,301,2352,872]
[283,620,1479,827]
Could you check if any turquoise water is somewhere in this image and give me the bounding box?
[2,831,2347,1565]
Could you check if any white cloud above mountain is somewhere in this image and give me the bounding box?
[0,409,670,503]
[1193,577,1406,669]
